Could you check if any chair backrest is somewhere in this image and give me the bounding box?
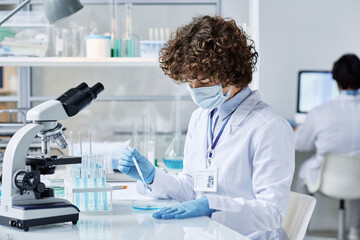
[282,192,316,240]
[320,154,360,199]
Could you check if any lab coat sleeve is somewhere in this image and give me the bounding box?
[137,110,199,201]
[206,118,295,232]
[137,168,196,201]
[295,111,317,152]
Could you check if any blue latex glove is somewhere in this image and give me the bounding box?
[118,147,155,184]
[152,196,215,219]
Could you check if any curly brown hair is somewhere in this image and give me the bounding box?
[159,15,258,88]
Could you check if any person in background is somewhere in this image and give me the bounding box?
[118,15,294,240]
[295,54,360,240]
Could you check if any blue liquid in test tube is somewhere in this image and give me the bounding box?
[83,173,89,211]
[75,176,81,208]
[101,171,108,210]
[93,175,99,211]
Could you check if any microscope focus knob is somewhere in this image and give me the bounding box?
[41,188,55,198]
[36,182,46,193]
[15,171,40,190]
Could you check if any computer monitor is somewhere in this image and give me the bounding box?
[297,70,339,114]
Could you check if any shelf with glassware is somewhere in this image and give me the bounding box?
[0,57,159,67]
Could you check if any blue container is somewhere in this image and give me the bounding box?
[163,158,183,169]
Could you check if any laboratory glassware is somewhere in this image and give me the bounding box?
[122,3,138,57]
[70,24,85,57]
[132,200,166,210]
[66,154,112,212]
[109,0,121,57]
[51,27,69,57]
[143,114,155,166]
[163,96,184,169]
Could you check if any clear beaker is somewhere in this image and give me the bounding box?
[163,135,184,169]
[70,25,85,57]
[51,28,70,57]
[163,96,184,169]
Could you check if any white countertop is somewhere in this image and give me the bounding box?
[0,182,249,240]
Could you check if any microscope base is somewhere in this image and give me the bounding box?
[0,213,78,231]
[0,202,79,231]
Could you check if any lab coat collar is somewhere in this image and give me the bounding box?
[218,87,252,120]
[201,90,261,156]
[228,90,262,126]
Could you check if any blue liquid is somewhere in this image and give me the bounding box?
[163,158,183,169]
[132,200,165,210]
[112,159,119,170]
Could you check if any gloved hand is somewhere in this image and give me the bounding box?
[118,147,155,184]
[152,196,215,219]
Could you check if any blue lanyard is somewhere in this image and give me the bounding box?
[207,109,231,166]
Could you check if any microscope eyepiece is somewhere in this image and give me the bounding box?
[91,82,105,97]
[57,82,104,117]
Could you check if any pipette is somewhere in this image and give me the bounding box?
[127,147,151,191]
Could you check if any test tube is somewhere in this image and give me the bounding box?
[160,28,165,41]
[69,131,74,156]
[165,28,170,40]
[89,130,92,155]
[149,28,153,41]
[93,162,99,211]
[100,160,108,210]
[79,131,82,156]
[154,28,159,41]
[75,167,81,208]
[82,168,89,211]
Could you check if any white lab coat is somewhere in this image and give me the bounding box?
[295,94,360,231]
[138,90,295,240]
[295,94,360,186]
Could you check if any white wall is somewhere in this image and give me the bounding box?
[221,0,248,26]
[259,0,360,119]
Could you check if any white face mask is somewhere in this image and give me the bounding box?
[187,84,232,109]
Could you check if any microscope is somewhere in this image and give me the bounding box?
[0,82,104,231]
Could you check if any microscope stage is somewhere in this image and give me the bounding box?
[26,155,81,168]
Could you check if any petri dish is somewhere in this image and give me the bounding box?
[132,200,165,211]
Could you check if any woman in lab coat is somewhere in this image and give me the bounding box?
[119,15,294,240]
[295,54,360,239]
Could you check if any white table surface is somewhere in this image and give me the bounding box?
[0,182,250,240]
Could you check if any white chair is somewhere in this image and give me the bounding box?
[283,191,317,240]
[305,154,360,240]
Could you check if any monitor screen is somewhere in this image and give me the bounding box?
[297,71,339,113]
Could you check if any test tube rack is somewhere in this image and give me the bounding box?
[65,181,113,212]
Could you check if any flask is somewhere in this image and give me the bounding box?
[163,96,184,169]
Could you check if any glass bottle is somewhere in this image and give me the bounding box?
[163,96,185,169]
[122,3,139,57]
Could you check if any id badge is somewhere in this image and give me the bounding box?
[194,167,218,192]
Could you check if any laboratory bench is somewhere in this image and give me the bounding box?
[0,182,249,240]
